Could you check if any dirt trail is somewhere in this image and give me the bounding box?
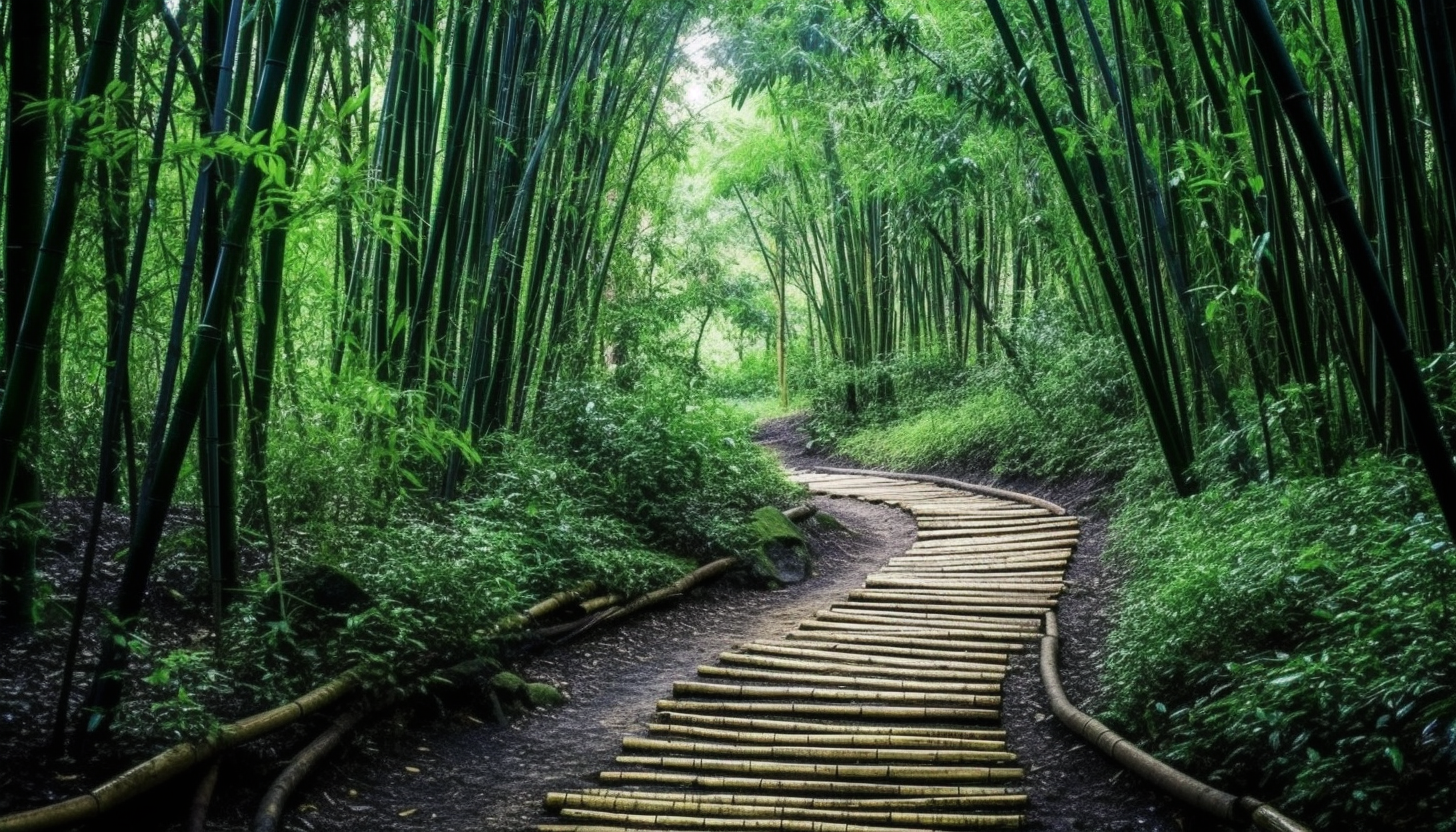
[179,415,1229,832]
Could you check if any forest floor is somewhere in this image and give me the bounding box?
[2,415,1235,832]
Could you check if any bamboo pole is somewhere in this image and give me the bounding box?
[811,613,1038,634]
[732,642,1008,671]
[549,789,1025,809]
[611,756,1023,782]
[647,724,1008,750]
[716,652,1006,681]
[653,712,1005,739]
[796,622,1032,643]
[620,737,1017,765]
[695,666,1003,694]
[766,639,1013,664]
[655,700,1000,721]
[783,632,1022,655]
[809,468,1068,515]
[596,771,1021,796]
[672,681,1001,707]
[547,796,1023,828]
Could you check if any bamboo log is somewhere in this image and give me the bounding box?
[796,621,1031,643]
[613,756,1023,782]
[655,700,1000,721]
[579,593,626,615]
[546,794,1024,827]
[647,724,1008,750]
[716,652,1006,681]
[496,581,599,632]
[733,642,1008,671]
[549,788,1026,809]
[880,562,1071,576]
[783,632,1022,655]
[1040,612,1309,831]
[761,638,1011,664]
[0,672,360,832]
[917,517,1078,530]
[848,589,1053,601]
[652,712,1006,740]
[620,737,1017,764]
[888,550,1073,565]
[865,577,1064,591]
[822,609,1042,630]
[672,681,1000,707]
[596,770,1019,796]
[809,468,1069,515]
[253,702,370,832]
[695,665,1003,694]
[602,558,738,624]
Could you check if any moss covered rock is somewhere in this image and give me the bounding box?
[525,682,566,708]
[489,671,527,698]
[748,506,812,584]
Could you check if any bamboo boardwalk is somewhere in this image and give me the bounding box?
[537,470,1076,832]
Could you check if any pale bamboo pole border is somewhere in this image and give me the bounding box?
[1040,612,1310,832]
[806,466,1070,515]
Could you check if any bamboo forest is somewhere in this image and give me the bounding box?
[1,0,1454,829]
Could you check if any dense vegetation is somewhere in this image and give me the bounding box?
[3,0,1455,829]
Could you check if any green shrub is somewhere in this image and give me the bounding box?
[531,372,803,560]
[1103,455,1456,830]
[834,317,1151,478]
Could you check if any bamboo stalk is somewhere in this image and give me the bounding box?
[655,700,1000,721]
[612,756,1023,782]
[767,639,1013,664]
[716,652,1005,681]
[797,622,1031,643]
[695,666,1003,694]
[596,771,1019,796]
[809,468,1068,515]
[672,682,1000,707]
[812,613,1038,634]
[783,633,1022,655]
[550,789,1026,810]
[733,642,1008,670]
[653,712,1005,739]
[548,796,1023,827]
[646,724,1008,750]
[620,737,1017,765]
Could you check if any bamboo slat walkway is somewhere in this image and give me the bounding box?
[537,471,1076,831]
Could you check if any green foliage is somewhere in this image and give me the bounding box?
[1103,456,1456,830]
[532,372,803,560]
[825,313,1151,478]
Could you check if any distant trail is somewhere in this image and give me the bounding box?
[534,469,1077,831]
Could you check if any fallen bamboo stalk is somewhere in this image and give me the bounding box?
[601,558,738,624]
[782,631,1023,655]
[547,794,1023,827]
[821,609,1042,629]
[652,712,1006,739]
[1040,612,1309,832]
[695,665,1003,694]
[0,671,361,832]
[672,681,1001,707]
[253,701,371,832]
[578,593,625,615]
[613,756,1023,782]
[716,652,1006,682]
[620,737,1017,764]
[783,504,818,522]
[798,620,1034,641]
[596,770,1019,796]
[184,759,220,832]
[550,788,1026,809]
[757,638,1011,664]
[655,699,1001,721]
[733,642,1008,671]
[647,724,1008,750]
[495,581,599,632]
[810,467,1069,515]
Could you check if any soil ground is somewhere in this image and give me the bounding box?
[2,415,1238,832]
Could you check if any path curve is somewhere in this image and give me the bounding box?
[534,470,1077,831]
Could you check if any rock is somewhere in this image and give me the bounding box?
[266,564,373,633]
[524,682,565,708]
[747,506,812,584]
[489,672,528,698]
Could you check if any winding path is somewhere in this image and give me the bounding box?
[535,470,1077,831]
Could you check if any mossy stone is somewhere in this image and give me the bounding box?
[525,682,565,708]
[748,506,812,584]
[489,671,528,697]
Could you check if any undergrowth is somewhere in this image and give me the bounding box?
[822,315,1152,478]
[118,373,798,740]
[1104,456,1456,830]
